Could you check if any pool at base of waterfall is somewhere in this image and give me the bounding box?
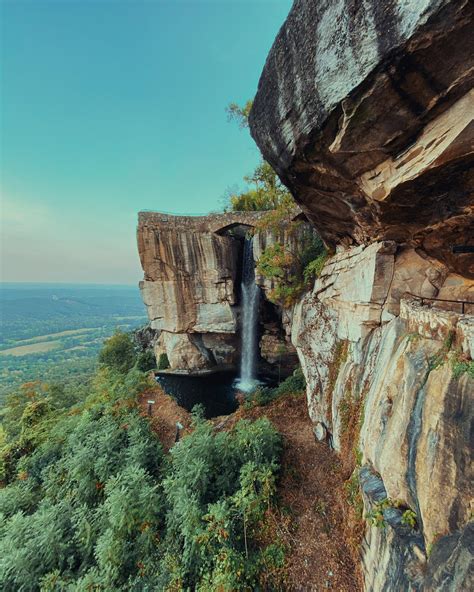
[155,372,275,418]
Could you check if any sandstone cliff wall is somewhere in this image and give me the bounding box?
[250,0,473,277]
[290,245,472,590]
[137,211,301,374]
[250,1,473,590]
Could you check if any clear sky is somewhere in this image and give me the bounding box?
[1,0,292,284]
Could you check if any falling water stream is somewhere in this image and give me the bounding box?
[156,236,272,414]
[236,237,261,392]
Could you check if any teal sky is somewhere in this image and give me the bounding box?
[1,0,292,284]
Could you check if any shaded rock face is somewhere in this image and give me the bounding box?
[137,211,300,374]
[249,0,474,276]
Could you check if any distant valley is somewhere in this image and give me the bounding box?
[0,284,146,401]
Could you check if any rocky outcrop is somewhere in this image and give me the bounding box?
[250,0,474,277]
[250,1,473,590]
[290,245,473,591]
[137,211,301,374]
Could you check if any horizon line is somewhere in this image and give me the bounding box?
[0,281,140,287]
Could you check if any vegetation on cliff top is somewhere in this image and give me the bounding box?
[224,101,329,305]
[224,101,293,213]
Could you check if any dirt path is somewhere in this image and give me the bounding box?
[138,384,192,452]
[141,384,362,591]
[218,393,363,592]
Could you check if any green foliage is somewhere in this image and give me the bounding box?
[0,368,164,591]
[224,99,327,306]
[0,284,146,403]
[427,332,459,373]
[98,331,136,374]
[345,472,363,520]
[344,451,363,520]
[245,367,306,409]
[257,243,293,281]
[406,332,421,343]
[366,499,417,530]
[366,498,391,528]
[157,352,170,371]
[451,353,474,379]
[161,416,282,590]
[225,99,253,129]
[224,100,294,213]
[401,509,417,529]
[136,349,156,372]
[226,160,294,213]
[256,228,326,306]
[0,362,283,590]
[303,252,329,283]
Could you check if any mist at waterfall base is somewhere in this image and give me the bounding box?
[235,237,261,393]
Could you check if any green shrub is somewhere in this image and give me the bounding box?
[451,355,474,379]
[157,352,170,370]
[0,365,283,591]
[366,498,391,528]
[245,367,306,409]
[401,509,417,529]
[98,331,136,374]
[136,349,156,372]
[303,251,329,283]
[160,416,282,589]
[256,228,326,306]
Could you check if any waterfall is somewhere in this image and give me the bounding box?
[237,237,260,392]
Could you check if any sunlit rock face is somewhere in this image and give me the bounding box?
[138,212,257,372]
[250,0,474,277]
[290,247,473,591]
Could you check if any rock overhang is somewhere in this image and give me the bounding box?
[249,0,474,276]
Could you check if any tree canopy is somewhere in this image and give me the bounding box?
[224,101,294,212]
[98,331,136,374]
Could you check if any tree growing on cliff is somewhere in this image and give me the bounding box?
[224,101,293,212]
[226,100,253,129]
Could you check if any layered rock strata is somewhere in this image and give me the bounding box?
[250,0,474,277]
[290,244,473,589]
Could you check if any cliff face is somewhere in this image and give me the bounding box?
[137,211,301,374]
[250,1,473,590]
[290,246,472,590]
[250,0,474,277]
